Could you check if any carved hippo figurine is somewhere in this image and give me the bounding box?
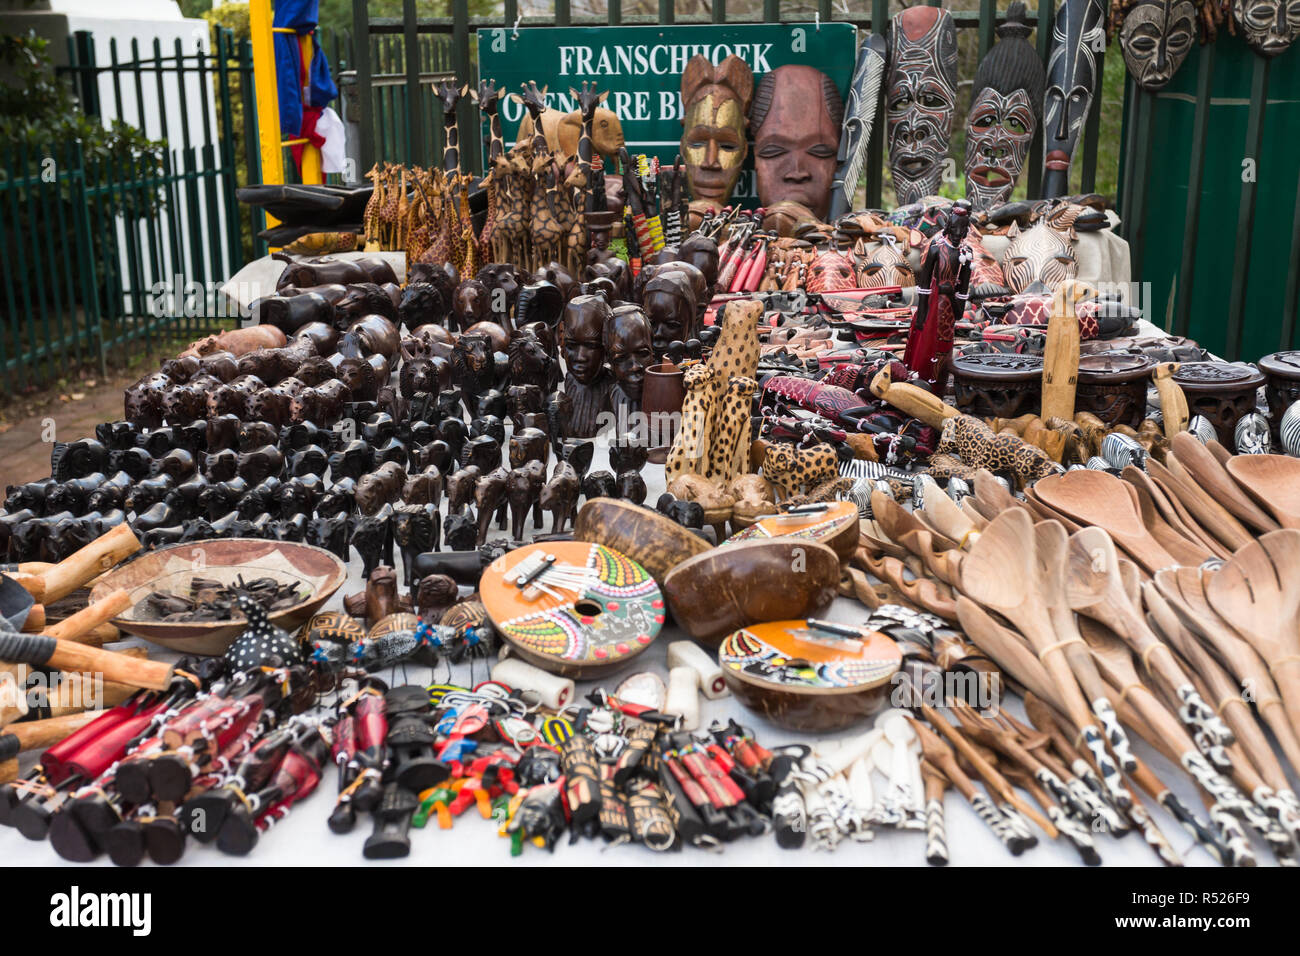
[656,492,704,530]
[540,461,579,533]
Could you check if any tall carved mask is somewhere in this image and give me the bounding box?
[886,7,959,206]
[1120,0,1198,89]
[1232,0,1300,57]
[1003,223,1078,295]
[965,2,1045,210]
[1043,0,1106,197]
[749,65,844,221]
[679,55,754,209]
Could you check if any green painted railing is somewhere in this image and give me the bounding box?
[0,27,256,393]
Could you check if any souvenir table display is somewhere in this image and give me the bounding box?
[4,34,1300,869]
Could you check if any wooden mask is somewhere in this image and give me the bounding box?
[1119,0,1199,88]
[1003,223,1078,295]
[1231,0,1300,57]
[1043,0,1106,197]
[680,55,754,208]
[886,6,958,206]
[965,3,1044,210]
[750,64,844,221]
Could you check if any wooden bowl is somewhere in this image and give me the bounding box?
[722,501,859,564]
[573,498,711,582]
[479,541,666,679]
[662,539,841,646]
[719,619,902,731]
[90,539,348,656]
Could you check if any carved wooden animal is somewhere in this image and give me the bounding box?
[540,461,579,532]
[474,466,510,546]
[507,460,547,540]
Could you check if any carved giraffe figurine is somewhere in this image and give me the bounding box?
[558,160,588,275]
[474,80,505,268]
[530,166,565,271]
[571,81,608,216]
[495,148,530,268]
[434,80,475,275]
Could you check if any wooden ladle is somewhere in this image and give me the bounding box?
[1153,565,1300,777]
[1034,470,1176,574]
[958,507,1132,808]
[1034,519,1137,772]
[1204,529,1300,740]
[1224,454,1300,530]
[1065,526,1234,750]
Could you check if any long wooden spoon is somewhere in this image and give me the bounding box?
[1146,457,1254,552]
[1120,474,1212,567]
[1224,454,1300,530]
[1153,565,1300,776]
[1121,464,1230,560]
[1034,470,1177,574]
[1065,526,1233,749]
[1171,432,1279,533]
[1204,529,1300,739]
[1034,519,1137,772]
[1079,620,1293,860]
[958,507,1131,808]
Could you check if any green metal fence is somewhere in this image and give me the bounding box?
[346,0,1113,207]
[0,27,257,394]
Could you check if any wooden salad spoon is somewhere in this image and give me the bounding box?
[1205,439,1233,467]
[1065,527,1234,749]
[1224,454,1300,530]
[972,468,1023,519]
[1204,529,1300,738]
[1145,582,1297,805]
[1121,465,1231,561]
[918,477,980,549]
[1083,623,1292,863]
[960,497,991,530]
[957,508,1132,808]
[870,491,960,552]
[1034,470,1176,574]
[955,596,1059,708]
[1170,432,1279,533]
[1034,519,1137,772]
[1120,474,1213,567]
[1021,485,1085,532]
[1145,457,1253,552]
[1153,565,1300,776]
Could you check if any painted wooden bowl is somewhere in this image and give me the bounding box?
[479,541,665,679]
[662,539,841,646]
[91,539,347,656]
[722,500,859,564]
[719,619,902,731]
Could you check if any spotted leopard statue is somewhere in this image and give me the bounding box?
[930,414,1061,488]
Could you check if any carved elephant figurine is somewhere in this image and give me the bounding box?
[474,466,510,547]
[507,460,547,541]
[509,427,550,469]
[460,434,502,473]
[402,465,443,510]
[540,461,579,533]
[446,465,481,515]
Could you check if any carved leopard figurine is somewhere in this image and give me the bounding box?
[759,441,840,500]
[934,415,1061,487]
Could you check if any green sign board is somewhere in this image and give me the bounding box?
[475,22,859,202]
